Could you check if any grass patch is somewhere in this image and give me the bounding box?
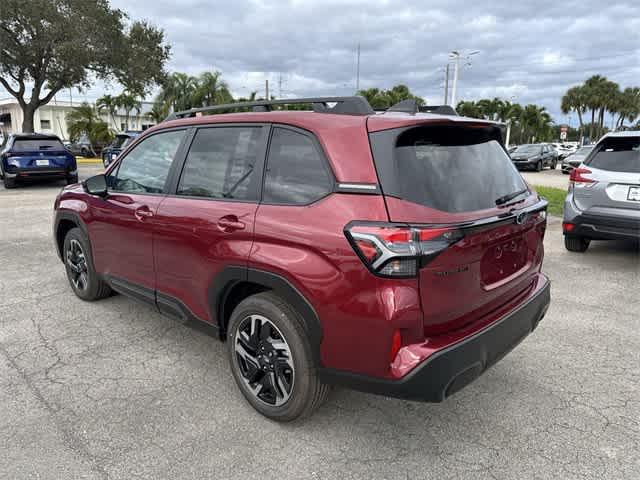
[532,185,566,216]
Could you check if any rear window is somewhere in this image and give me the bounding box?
[12,138,64,151]
[585,137,640,173]
[370,125,527,213]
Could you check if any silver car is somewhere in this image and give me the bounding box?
[561,145,594,174]
[563,131,640,252]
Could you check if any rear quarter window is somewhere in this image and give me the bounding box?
[585,137,640,173]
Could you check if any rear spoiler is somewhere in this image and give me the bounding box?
[385,99,459,116]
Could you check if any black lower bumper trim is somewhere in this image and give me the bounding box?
[569,214,640,240]
[319,276,551,402]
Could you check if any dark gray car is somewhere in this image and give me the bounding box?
[511,143,558,171]
[563,131,640,252]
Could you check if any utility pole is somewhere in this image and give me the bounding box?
[278,73,283,99]
[356,43,361,92]
[265,79,269,100]
[449,50,479,108]
[444,63,450,105]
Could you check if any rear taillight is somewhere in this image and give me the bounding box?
[345,223,463,278]
[569,167,595,186]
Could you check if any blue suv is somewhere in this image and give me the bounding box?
[0,134,77,189]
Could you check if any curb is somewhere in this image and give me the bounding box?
[76,158,103,165]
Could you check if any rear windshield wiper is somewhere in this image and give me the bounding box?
[495,188,529,206]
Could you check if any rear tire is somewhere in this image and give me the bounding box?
[63,228,112,300]
[564,235,590,252]
[3,176,16,189]
[552,159,558,170]
[227,292,329,422]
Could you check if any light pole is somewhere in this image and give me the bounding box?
[449,50,479,107]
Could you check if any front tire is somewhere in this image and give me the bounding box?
[535,160,543,172]
[63,228,112,300]
[565,235,590,252]
[227,292,329,422]
[66,174,78,185]
[3,176,16,189]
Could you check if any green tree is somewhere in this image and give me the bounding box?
[65,102,113,153]
[147,101,169,123]
[561,86,588,139]
[115,92,141,131]
[96,94,118,129]
[456,100,481,118]
[0,0,170,133]
[357,85,424,110]
[193,71,233,107]
[157,72,199,112]
[615,87,640,129]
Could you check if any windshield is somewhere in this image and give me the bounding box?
[12,138,65,151]
[513,145,541,154]
[585,137,640,173]
[370,125,528,213]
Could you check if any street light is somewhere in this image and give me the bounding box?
[449,50,479,107]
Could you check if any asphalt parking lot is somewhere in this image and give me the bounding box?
[1,165,639,480]
[521,164,571,189]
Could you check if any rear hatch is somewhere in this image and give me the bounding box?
[9,137,74,169]
[573,136,640,216]
[368,120,547,335]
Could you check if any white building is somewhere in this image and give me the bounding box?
[0,98,157,140]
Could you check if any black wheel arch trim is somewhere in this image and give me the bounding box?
[54,210,90,261]
[210,266,323,366]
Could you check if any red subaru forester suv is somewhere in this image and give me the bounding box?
[53,97,550,421]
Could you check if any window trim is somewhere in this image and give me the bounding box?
[260,124,337,207]
[107,127,189,197]
[168,123,271,204]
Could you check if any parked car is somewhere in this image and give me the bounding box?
[561,145,594,174]
[102,131,141,167]
[1,133,77,189]
[65,140,94,157]
[563,131,640,252]
[510,143,558,171]
[551,142,575,160]
[53,96,550,421]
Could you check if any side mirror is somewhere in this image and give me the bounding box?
[83,174,108,197]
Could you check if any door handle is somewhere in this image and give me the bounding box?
[217,216,245,232]
[134,206,153,221]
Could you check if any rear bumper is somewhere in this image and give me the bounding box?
[319,274,550,402]
[565,212,640,240]
[5,167,75,180]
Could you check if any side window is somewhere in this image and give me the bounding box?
[109,130,185,194]
[177,127,263,200]
[263,128,333,205]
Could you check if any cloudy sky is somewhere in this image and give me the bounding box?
[4,0,640,126]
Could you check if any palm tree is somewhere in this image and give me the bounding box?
[96,95,118,129]
[456,100,481,118]
[477,97,504,121]
[158,72,199,112]
[193,71,232,107]
[616,87,640,128]
[115,93,142,131]
[148,102,169,123]
[561,86,588,139]
[66,103,114,154]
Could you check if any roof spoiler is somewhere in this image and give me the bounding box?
[385,99,458,116]
[164,96,375,121]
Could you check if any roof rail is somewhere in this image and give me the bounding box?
[164,96,375,121]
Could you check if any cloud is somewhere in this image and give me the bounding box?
[2,0,639,125]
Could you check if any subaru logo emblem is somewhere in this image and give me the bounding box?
[515,212,527,225]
